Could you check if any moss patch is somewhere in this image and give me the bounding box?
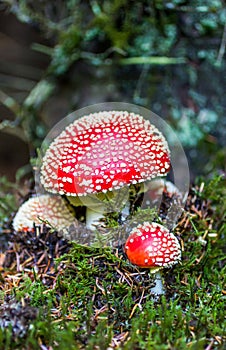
[0,176,225,349]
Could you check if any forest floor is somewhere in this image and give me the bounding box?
[0,175,225,349]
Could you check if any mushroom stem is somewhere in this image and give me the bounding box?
[67,190,130,230]
[150,271,164,296]
[120,202,130,222]
[86,197,130,230]
[86,206,104,230]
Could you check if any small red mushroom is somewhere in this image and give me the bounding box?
[125,222,181,269]
[125,222,181,294]
[40,111,170,229]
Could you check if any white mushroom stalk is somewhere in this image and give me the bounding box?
[40,111,171,230]
[66,188,130,230]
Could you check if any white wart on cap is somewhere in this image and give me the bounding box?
[13,194,75,232]
[40,111,170,196]
[125,222,181,270]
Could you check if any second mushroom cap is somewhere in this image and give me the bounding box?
[125,222,181,270]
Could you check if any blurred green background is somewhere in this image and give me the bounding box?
[0,0,225,183]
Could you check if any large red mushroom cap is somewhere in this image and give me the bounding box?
[40,111,170,196]
[13,194,75,232]
[125,222,181,270]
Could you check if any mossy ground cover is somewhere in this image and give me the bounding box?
[0,176,225,349]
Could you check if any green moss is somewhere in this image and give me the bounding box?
[1,174,225,348]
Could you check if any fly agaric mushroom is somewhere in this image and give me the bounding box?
[40,111,170,229]
[13,194,75,233]
[125,222,181,295]
[142,179,182,208]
